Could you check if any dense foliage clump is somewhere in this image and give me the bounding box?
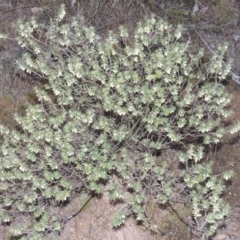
[0,5,235,239]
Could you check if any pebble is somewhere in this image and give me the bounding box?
[213,233,229,240]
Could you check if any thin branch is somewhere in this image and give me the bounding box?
[1,5,35,15]
[36,0,51,20]
[63,195,93,223]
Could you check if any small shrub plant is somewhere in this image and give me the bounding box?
[0,4,236,239]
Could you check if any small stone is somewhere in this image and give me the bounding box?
[213,233,229,240]
[234,35,240,41]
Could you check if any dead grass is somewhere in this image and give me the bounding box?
[211,0,236,25]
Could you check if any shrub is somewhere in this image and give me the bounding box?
[0,4,234,239]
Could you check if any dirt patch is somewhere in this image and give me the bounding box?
[213,81,240,208]
[58,191,194,240]
[58,192,154,240]
[211,81,240,239]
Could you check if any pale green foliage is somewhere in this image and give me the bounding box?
[0,6,233,239]
[184,163,231,236]
[230,121,240,134]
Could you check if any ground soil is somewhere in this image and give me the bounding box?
[58,191,192,240]
[211,82,240,240]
